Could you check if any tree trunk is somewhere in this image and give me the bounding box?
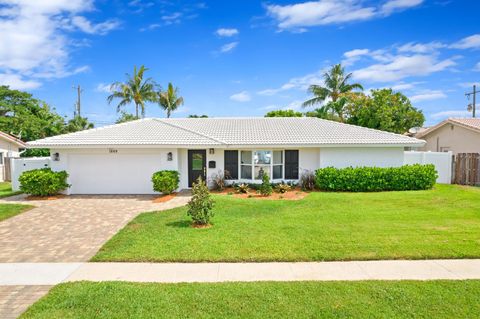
[135,103,139,118]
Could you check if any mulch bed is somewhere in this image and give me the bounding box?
[26,194,66,201]
[213,187,309,200]
[152,193,177,203]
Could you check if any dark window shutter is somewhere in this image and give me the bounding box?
[224,150,238,179]
[285,150,299,179]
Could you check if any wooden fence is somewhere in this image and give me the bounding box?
[453,153,480,186]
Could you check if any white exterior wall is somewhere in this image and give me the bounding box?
[404,151,452,184]
[0,139,22,182]
[319,147,404,168]
[11,157,51,191]
[299,148,320,174]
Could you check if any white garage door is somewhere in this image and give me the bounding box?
[68,154,162,194]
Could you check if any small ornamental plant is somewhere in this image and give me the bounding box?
[152,170,180,194]
[187,176,215,226]
[259,174,273,196]
[235,183,249,194]
[275,182,291,194]
[19,168,69,196]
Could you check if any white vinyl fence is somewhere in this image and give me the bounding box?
[404,151,452,184]
[11,157,51,191]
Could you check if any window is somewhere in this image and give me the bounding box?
[273,151,283,179]
[235,150,294,181]
[254,150,271,180]
[0,152,3,165]
[241,151,252,179]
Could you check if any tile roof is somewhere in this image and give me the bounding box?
[0,131,26,147]
[416,118,480,138]
[27,117,425,148]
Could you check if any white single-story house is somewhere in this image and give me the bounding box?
[26,117,425,194]
[0,131,25,182]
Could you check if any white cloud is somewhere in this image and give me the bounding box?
[0,73,41,90]
[450,34,480,49]
[161,12,182,25]
[258,68,326,96]
[266,0,423,31]
[0,0,118,89]
[381,0,423,15]
[431,110,471,119]
[352,54,456,82]
[220,42,238,53]
[230,91,251,102]
[475,62,480,71]
[216,28,239,37]
[71,16,120,35]
[95,83,112,93]
[397,41,445,53]
[342,48,370,66]
[391,82,415,91]
[260,100,303,111]
[409,90,447,102]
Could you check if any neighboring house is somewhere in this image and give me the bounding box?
[0,131,25,181]
[26,118,425,194]
[416,118,480,154]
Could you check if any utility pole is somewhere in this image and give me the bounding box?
[73,85,83,118]
[465,84,477,118]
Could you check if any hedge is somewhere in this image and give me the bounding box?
[315,164,438,192]
[19,168,70,196]
[152,170,180,194]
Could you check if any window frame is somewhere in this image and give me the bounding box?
[236,149,298,182]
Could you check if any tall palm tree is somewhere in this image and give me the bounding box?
[158,83,184,118]
[107,65,158,118]
[302,64,363,122]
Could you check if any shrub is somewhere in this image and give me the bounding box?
[187,177,215,225]
[259,174,273,196]
[315,164,437,192]
[151,170,180,194]
[235,183,249,194]
[19,168,69,196]
[275,182,291,193]
[299,170,316,191]
[210,170,227,191]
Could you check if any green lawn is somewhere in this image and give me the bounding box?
[21,280,480,318]
[93,184,480,262]
[0,203,32,222]
[0,182,21,198]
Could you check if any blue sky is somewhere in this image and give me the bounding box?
[0,0,479,127]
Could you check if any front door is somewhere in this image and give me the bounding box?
[188,150,206,187]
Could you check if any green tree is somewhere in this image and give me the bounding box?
[347,89,425,134]
[116,111,138,124]
[107,65,158,118]
[65,116,94,133]
[188,114,208,118]
[305,106,340,121]
[265,109,303,117]
[158,82,184,118]
[0,86,65,141]
[302,64,363,122]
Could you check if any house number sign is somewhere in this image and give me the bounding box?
[109,149,118,154]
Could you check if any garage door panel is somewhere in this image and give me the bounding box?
[68,154,162,194]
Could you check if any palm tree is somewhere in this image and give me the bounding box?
[158,83,184,118]
[302,64,363,122]
[107,65,158,118]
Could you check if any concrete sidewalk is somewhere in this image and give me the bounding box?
[2,259,480,285]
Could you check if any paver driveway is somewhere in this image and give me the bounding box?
[0,193,190,262]
[0,193,190,319]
